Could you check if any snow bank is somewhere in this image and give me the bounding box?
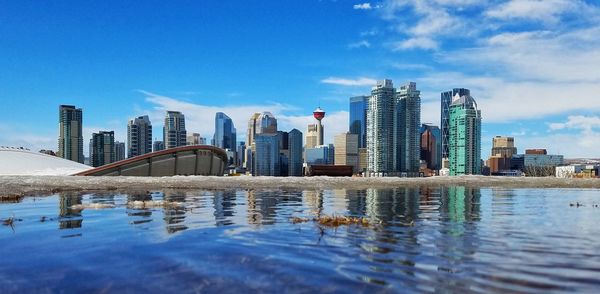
[0,148,91,175]
[1,175,600,197]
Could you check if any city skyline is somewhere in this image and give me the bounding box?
[2,1,600,158]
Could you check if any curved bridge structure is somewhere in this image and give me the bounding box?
[76,145,227,176]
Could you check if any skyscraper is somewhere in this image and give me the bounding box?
[395,82,421,173]
[90,131,115,167]
[420,124,441,170]
[449,93,482,175]
[245,112,277,172]
[349,96,368,148]
[246,113,261,148]
[305,124,319,150]
[367,79,395,174]
[127,115,152,158]
[441,88,470,160]
[114,141,126,161]
[57,105,84,163]
[334,132,359,173]
[213,112,237,150]
[288,129,303,176]
[153,140,164,152]
[491,136,517,157]
[254,134,280,176]
[163,111,186,149]
[187,133,201,145]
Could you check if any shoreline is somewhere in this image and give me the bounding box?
[1,175,600,197]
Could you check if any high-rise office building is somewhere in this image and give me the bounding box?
[153,140,164,152]
[441,88,470,160]
[114,141,126,161]
[349,96,368,148]
[420,124,441,170]
[491,136,517,157]
[213,112,236,150]
[90,131,115,167]
[187,133,201,145]
[256,112,278,135]
[334,132,359,173]
[246,113,261,148]
[254,133,280,176]
[305,144,334,165]
[57,105,84,163]
[449,93,482,175]
[127,115,152,158]
[305,124,319,150]
[163,111,186,149]
[367,79,395,174]
[395,82,421,173]
[245,112,277,172]
[237,141,246,167]
[288,129,303,176]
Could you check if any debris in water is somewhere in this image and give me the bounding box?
[70,203,116,210]
[127,200,185,209]
[290,215,376,227]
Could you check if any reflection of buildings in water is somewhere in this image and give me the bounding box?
[126,193,154,220]
[365,188,420,223]
[332,189,349,212]
[345,189,367,217]
[59,193,83,229]
[440,186,481,223]
[303,190,324,216]
[434,186,482,288]
[247,190,304,225]
[162,192,188,233]
[213,190,236,226]
[491,188,516,217]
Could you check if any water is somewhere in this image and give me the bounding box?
[1,187,600,293]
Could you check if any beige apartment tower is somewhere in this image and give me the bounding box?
[334,133,359,173]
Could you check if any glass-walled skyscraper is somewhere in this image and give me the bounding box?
[441,88,470,160]
[349,95,368,149]
[163,111,186,149]
[58,105,84,163]
[288,129,303,176]
[254,134,280,176]
[127,115,152,158]
[367,79,395,174]
[213,112,236,150]
[395,82,421,173]
[91,131,115,167]
[449,94,481,175]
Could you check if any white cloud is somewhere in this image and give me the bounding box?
[320,77,377,86]
[549,116,600,132]
[353,3,373,10]
[393,37,438,50]
[485,0,579,23]
[348,40,372,49]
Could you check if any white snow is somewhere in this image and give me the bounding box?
[0,147,92,176]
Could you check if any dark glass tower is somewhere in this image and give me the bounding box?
[213,112,237,150]
[349,96,368,148]
[441,88,470,159]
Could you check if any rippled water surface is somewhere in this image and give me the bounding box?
[2,187,600,293]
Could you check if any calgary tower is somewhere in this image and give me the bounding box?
[313,107,325,146]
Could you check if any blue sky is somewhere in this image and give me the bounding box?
[1,0,600,158]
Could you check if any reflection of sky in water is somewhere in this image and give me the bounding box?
[1,187,600,292]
